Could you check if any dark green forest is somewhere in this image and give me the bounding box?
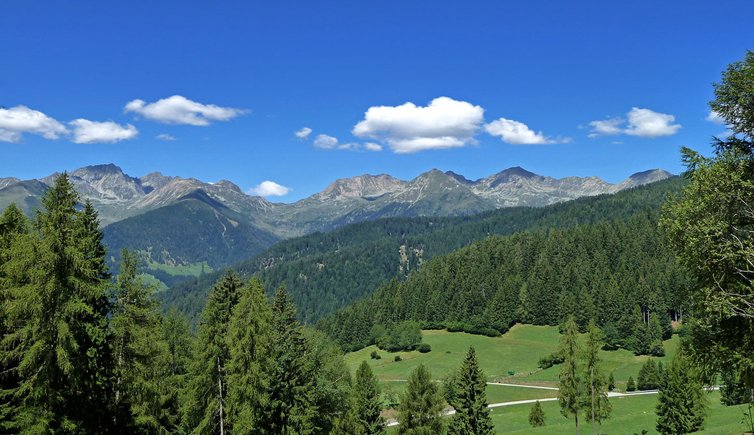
[318,210,687,352]
[163,177,685,325]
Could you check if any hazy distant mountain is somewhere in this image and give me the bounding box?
[0,163,673,285]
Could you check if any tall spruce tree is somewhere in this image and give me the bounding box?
[159,308,193,431]
[637,359,660,391]
[111,249,164,431]
[0,204,29,432]
[258,286,316,434]
[182,271,242,434]
[447,347,494,435]
[655,350,707,434]
[226,278,273,433]
[558,316,582,433]
[398,364,444,435]
[345,361,384,434]
[583,321,611,434]
[1,174,115,432]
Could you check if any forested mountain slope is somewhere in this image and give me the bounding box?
[319,211,688,352]
[161,177,684,325]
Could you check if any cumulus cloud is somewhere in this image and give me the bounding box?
[706,110,725,125]
[295,127,312,139]
[0,105,68,142]
[124,95,247,126]
[69,119,138,144]
[352,96,484,153]
[156,133,176,141]
[484,118,567,145]
[588,107,681,138]
[248,180,291,197]
[312,134,381,152]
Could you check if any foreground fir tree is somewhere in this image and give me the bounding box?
[182,271,242,434]
[226,278,273,433]
[349,361,385,434]
[1,174,116,432]
[159,308,193,431]
[447,347,494,435]
[111,249,165,431]
[558,316,582,433]
[398,364,444,435]
[583,321,611,434]
[637,359,660,391]
[258,286,316,434]
[528,401,545,427]
[0,204,29,432]
[655,350,707,434]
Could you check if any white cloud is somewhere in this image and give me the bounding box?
[0,105,68,142]
[124,95,247,126]
[314,134,339,149]
[69,119,138,144]
[295,127,312,139]
[312,134,381,152]
[625,107,681,137]
[706,110,725,125]
[484,118,566,145]
[352,96,484,153]
[588,107,681,138]
[248,180,291,197]
[156,133,176,141]
[588,118,624,138]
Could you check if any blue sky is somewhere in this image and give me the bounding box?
[1,1,752,201]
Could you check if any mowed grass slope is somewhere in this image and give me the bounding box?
[345,324,680,388]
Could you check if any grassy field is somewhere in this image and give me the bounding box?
[345,324,680,389]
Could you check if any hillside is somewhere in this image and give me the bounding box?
[161,177,684,324]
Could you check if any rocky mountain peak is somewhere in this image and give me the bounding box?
[317,174,405,200]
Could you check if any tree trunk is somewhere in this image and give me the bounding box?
[575,413,579,435]
[591,366,595,435]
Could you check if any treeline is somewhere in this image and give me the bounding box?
[163,177,684,325]
[319,210,688,352]
[0,175,361,433]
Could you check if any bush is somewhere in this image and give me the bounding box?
[538,352,564,369]
[417,343,432,353]
[626,376,636,392]
[370,350,381,360]
[375,321,422,352]
[394,355,402,362]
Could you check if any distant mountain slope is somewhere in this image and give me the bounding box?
[161,177,684,325]
[0,163,673,283]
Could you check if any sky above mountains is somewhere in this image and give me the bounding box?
[1,1,752,201]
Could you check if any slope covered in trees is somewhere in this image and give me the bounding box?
[319,204,687,352]
[162,177,684,324]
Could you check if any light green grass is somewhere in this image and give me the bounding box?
[137,273,168,292]
[145,259,212,277]
[346,325,680,389]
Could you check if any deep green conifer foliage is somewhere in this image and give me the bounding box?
[528,401,545,427]
[398,364,444,435]
[447,346,494,435]
[226,278,273,433]
[655,350,707,434]
[583,321,611,433]
[1,174,115,432]
[637,359,660,391]
[259,286,316,434]
[159,308,193,431]
[350,361,385,434]
[558,316,582,433]
[182,270,242,434]
[111,249,164,431]
[0,204,29,431]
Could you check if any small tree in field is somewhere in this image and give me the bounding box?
[529,401,545,427]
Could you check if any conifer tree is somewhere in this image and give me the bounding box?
[111,249,164,431]
[583,321,611,434]
[626,376,636,392]
[398,364,444,434]
[655,351,707,434]
[258,286,316,434]
[0,204,29,431]
[637,359,660,391]
[2,174,116,432]
[182,271,242,434]
[608,373,615,392]
[528,401,545,427]
[558,316,582,433]
[226,278,273,433]
[159,308,193,431]
[350,361,385,434]
[447,347,494,435]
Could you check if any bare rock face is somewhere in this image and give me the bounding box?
[0,163,672,234]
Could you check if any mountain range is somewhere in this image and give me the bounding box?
[0,164,672,285]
